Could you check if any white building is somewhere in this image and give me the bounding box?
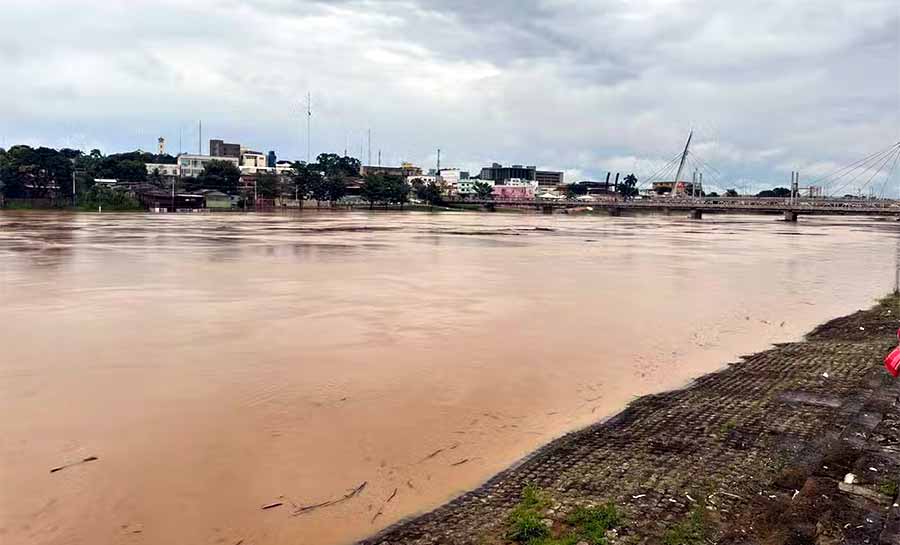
[455,179,494,195]
[172,154,240,178]
[438,168,463,185]
[145,163,180,178]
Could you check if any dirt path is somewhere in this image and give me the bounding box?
[359,295,900,545]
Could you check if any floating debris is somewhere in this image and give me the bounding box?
[50,456,99,473]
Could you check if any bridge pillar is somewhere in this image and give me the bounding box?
[608,207,621,217]
[689,209,702,220]
[485,203,496,212]
[783,210,798,222]
[542,205,554,215]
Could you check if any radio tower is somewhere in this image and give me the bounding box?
[305,92,312,163]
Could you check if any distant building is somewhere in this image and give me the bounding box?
[209,139,241,158]
[199,189,232,209]
[480,163,536,183]
[275,160,295,175]
[438,168,468,186]
[145,163,180,179]
[157,137,166,156]
[493,183,535,200]
[535,170,564,187]
[359,162,423,179]
[267,151,277,168]
[93,178,119,187]
[240,150,267,169]
[455,179,494,195]
[175,154,240,178]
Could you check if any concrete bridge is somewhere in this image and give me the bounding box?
[444,197,900,221]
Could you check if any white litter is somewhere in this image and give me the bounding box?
[631,494,646,499]
[791,490,800,501]
[822,372,830,379]
[844,473,857,484]
[869,467,878,472]
[686,494,696,502]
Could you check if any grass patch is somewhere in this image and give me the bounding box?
[506,485,622,545]
[567,503,621,544]
[662,503,711,545]
[719,419,737,435]
[879,480,898,498]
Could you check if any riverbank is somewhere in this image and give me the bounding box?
[360,294,900,545]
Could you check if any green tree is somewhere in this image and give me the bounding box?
[725,189,739,197]
[255,172,280,199]
[472,181,494,200]
[566,183,588,197]
[757,187,791,198]
[77,185,141,211]
[292,162,322,207]
[309,174,330,207]
[361,173,387,209]
[618,173,639,200]
[198,160,241,193]
[414,179,445,207]
[326,176,347,204]
[385,175,411,208]
[316,153,361,179]
[0,145,73,199]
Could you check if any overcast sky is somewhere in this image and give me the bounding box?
[2,0,898,193]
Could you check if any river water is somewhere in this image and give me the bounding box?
[1,210,896,545]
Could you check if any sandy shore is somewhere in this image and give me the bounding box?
[359,295,900,544]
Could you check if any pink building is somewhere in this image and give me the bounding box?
[492,185,535,200]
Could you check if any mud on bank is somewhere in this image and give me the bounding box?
[359,295,900,545]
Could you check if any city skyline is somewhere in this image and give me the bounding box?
[2,0,898,194]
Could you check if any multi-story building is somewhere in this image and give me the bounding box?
[267,151,277,168]
[173,154,240,178]
[240,150,268,171]
[455,179,494,195]
[535,170,564,187]
[209,139,241,158]
[479,163,536,183]
[359,162,423,179]
[145,163,180,179]
[478,163,562,187]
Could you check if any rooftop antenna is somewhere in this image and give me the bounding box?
[378,149,382,167]
[198,120,202,155]
[437,148,441,173]
[367,129,372,166]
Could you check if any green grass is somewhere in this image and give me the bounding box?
[719,419,737,435]
[662,503,710,545]
[879,480,898,498]
[506,485,621,545]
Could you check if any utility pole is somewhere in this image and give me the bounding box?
[306,92,312,164]
[198,120,202,155]
[367,129,371,166]
[437,148,441,173]
[378,150,382,167]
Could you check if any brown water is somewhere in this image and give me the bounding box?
[0,210,896,545]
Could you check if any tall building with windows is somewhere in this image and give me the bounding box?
[209,139,241,158]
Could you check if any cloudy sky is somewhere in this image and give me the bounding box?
[2,0,898,193]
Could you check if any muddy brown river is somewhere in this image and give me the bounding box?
[1,210,896,545]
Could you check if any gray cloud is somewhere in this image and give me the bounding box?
[1,0,898,194]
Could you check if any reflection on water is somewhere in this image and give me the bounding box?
[0,210,896,545]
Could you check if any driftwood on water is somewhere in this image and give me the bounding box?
[371,487,400,524]
[50,456,99,473]
[292,481,367,516]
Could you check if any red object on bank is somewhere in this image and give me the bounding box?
[886,329,900,378]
